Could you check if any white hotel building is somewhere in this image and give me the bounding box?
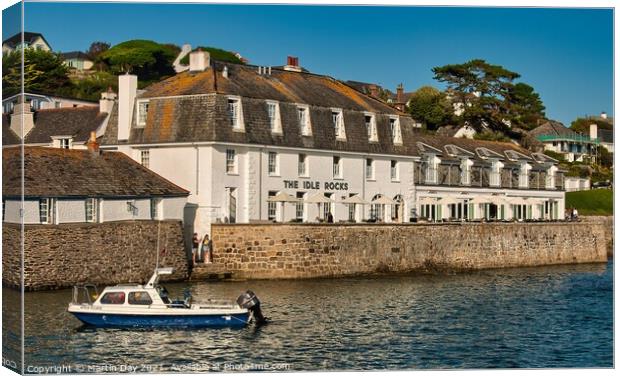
[98,51,565,235]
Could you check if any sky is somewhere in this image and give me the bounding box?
[2,2,613,126]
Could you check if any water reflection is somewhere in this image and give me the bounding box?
[3,261,612,371]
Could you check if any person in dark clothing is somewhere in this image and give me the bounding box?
[327,212,334,223]
[191,233,199,265]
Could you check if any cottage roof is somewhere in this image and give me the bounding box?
[2,114,20,144]
[2,32,51,49]
[528,120,577,138]
[61,51,92,61]
[2,147,189,198]
[3,107,108,146]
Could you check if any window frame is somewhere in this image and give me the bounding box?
[333,156,342,179]
[100,292,126,305]
[390,160,399,182]
[85,198,98,223]
[140,149,150,168]
[331,108,346,140]
[366,158,375,180]
[39,198,55,224]
[151,198,163,220]
[267,191,277,221]
[268,151,279,176]
[364,112,378,142]
[128,291,153,305]
[298,153,308,177]
[225,149,237,174]
[227,96,245,132]
[297,105,312,136]
[266,100,282,134]
[389,116,403,145]
[136,100,149,127]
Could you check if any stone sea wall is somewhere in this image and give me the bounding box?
[210,222,608,279]
[581,216,613,257]
[2,220,188,291]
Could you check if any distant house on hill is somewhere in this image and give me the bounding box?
[61,51,94,71]
[586,112,614,154]
[529,120,598,163]
[436,124,477,139]
[2,91,115,149]
[2,92,98,114]
[2,31,51,54]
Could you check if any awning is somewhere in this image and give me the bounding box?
[371,195,396,205]
[340,194,370,205]
[267,192,299,203]
[304,192,334,204]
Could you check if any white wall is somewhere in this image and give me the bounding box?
[162,196,186,220]
[4,199,39,223]
[57,199,86,223]
[101,198,151,222]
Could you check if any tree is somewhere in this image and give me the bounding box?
[505,83,546,130]
[432,59,545,133]
[406,86,452,130]
[598,146,613,168]
[70,71,117,101]
[2,49,73,97]
[86,41,110,60]
[100,40,177,82]
[570,117,612,134]
[179,46,244,65]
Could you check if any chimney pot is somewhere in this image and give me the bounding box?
[284,56,302,72]
[87,131,100,154]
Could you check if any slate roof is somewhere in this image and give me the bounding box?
[2,147,189,198]
[101,61,552,165]
[2,114,19,145]
[2,32,50,49]
[3,107,108,146]
[528,120,577,138]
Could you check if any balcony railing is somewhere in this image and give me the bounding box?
[537,134,599,144]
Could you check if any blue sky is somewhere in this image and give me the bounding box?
[2,2,613,126]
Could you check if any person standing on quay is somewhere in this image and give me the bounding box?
[202,234,213,264]
[191,232,199,265]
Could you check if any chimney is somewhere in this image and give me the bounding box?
[117,74,138,141]
[396,83,404,103]
[99,86,117,114]
[86,131,100,154]
[222,65,229,79]
[369,85,379,98]
[10,97,35,138]
[283,56,302,72]
[189,49,210,72]
[601,111,607,120]
[590,123,598,140]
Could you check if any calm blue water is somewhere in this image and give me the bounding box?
[3,260,613,372]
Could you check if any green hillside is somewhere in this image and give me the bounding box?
[565,189,613,216]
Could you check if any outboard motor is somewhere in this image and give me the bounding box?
[236,290,266,324]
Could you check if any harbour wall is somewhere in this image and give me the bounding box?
[581,216,613,257]
[2,220,189,291]
[209,222,608,279]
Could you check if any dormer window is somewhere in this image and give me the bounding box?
[460,158,473,185]
[297,105,312,136]
[227,97,244,131]
[266,101,282,134]
[136,100,149,127]
[365,113,378,142]
[490,160,504,187]
[332,109,346,140]
[389,116,402,145]
[59,138,70,149]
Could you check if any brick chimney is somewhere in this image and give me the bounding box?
[189,49,210,72]
[10,96,35,138]
[395,83,406,112]
[86,131,100,154]
[590,123,598,140]
[284,56,302,72]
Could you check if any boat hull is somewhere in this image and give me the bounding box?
[71,311,250,328]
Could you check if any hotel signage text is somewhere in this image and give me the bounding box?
[284,180,349,191]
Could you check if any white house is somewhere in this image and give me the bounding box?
[98,51,565,236]
[2,31,52,54]
[2,142,189,225]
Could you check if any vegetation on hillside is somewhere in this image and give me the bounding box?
[99,40,178,83]
[179,46,243,65]
[565,189,613,216]
[406,86,453,130]
[570,117,612,134]
[2,49,73,97]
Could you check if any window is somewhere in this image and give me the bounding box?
[333,156,342,178]
[58,138,70,149]
[390,117,402,144]
[519,162,531,189]
[151,198,162,220]
[425,155,440,184]
[137,100,149,126]
[490,160,503,187]
[348,194,356,222]
[266,101,282,133]
[128,291,153,305]
[226,149,236,174]
[140,150,150,168]
[100,292,125,304]
[366,159,374,180]
[267,191,277,220]
[296,192,305,221]
[298,154,307,176]
[332,109,346,140]
[546,165,558,189]
[391,160,399,181]
[323,193,333,220]
[460,158,473,185]
[365,113,378,142]
[268,152,278,175]
[227,98,239,127]
[39,198,55,224]
[298,106,311,135]
[85,198,97,223]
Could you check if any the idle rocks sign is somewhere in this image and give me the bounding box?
[284,180,349,191]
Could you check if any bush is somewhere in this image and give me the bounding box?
[179,46,243,65]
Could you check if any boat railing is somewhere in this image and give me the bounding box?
[72,284,99,305]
